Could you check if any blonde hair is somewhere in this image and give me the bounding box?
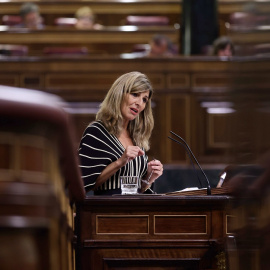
[96,71,154,151]
[75,6,94,19]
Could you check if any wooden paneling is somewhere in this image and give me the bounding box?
[226,215,236,235]
[46,73,117,90]
[96,215,149,234]
[103,257,201,269]
[192,73,232,88]
[154,215,207,235]
[0,74,19,86]
[167,73,190,89]
[0,226,50,270]
[72,113,97,143]
[168,94,190,162]
[0,132,49,183]
[1,56,269,164]
[0,144,11,169]
[20,74,44,89]
[207,113,233,148]
[21,144,45,172]
[0,56,234,164]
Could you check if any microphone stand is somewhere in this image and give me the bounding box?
[168,131,212,195]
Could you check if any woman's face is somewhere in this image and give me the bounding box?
[121,90,150,123]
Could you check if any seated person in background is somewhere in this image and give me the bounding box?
[148,34,177,57]
[212,36,234,57]
[78,71,163,195]
[75,6,103,30]
[19,2,44,29]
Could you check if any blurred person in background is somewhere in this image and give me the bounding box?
[148,34,177,57]
[19,2,44,29]
[75,6,103,30]
[212,36,234,57]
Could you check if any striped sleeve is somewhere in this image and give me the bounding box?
[78,122,121,189]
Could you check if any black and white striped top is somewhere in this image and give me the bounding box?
[78,121,148,194]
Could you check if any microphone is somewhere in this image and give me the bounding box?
[168,131,212,195]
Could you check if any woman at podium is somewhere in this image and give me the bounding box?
[78,71,163,195]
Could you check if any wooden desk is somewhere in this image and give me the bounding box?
[0,26,179,54]
[0,26,178,44]
[229,26,270,44]
[75,194,232,270]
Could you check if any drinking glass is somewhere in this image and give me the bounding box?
[120,176,140,195]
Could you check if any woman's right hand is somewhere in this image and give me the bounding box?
[95,146,144,189]
[118,146,144,167]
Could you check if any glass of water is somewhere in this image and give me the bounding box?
[120,176,140,195]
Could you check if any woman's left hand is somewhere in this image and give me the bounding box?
[147,159,163,184]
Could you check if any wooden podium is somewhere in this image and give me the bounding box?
[75,190,233,270]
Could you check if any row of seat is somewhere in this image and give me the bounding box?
[3,10,270,27]
[1,15,171,27]
[1,10,269,57]
[0,44,90,56]
[3,43,270,57]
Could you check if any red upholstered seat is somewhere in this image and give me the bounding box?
[2,15,44,27]
[229,12,250,25]
[229,11,270,26]
[43,47,88,55]
[132,44,150,53]
[125,16,169,26]
[253,43,270,55]
[54,17,77,27]
[2,15,22,26]
[0,44,28,56]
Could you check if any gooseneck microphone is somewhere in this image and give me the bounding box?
[168,131,212,195]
